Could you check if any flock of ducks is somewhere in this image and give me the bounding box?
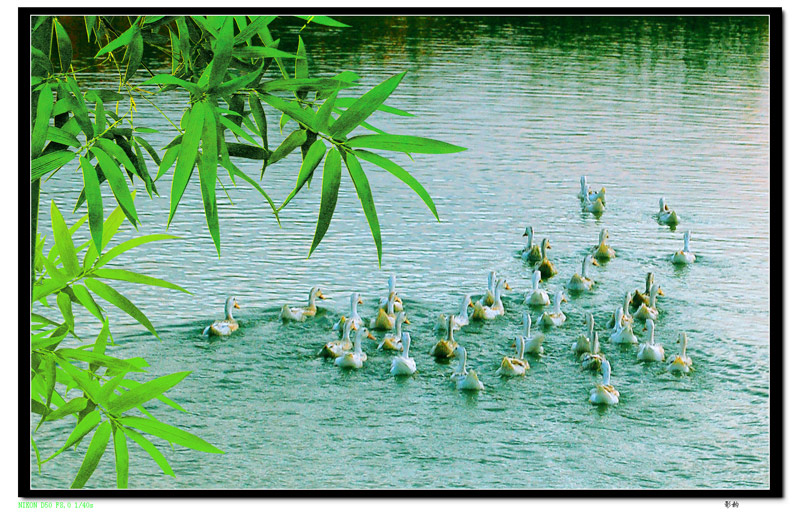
[203,176,698,406]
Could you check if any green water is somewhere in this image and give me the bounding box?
[32,16,771,489]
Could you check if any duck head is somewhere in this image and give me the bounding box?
[225,296,240,319]
[401,332,412,357]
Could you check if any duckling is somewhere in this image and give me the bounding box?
[536,238,557,279]
[666,332,693,373]
[609,306,638,345]
[633,281,659,322]
[671,231,696,265]
[319,318,357,358]
[497,336,530,377]
[450,346,484,391]
[370,291,408,331]
[333,292,364,335]
[472,278,510,320]
[657,197,680,226]
[281,286,327,322]
[538,290,567,328]
[567,254,599,293]
[513,312,545,356]
[378,312,408,351]
[334,327,375,369]
[430,314,459,359]
[203,296,240,336]
[581,332,606,372]
[435,294,473,332]
[572,312,594,356]
[631,273,663,309]
[379,274,403,313]
[390,332,417,376]
[637,319,665,362]
[592,228,616,261]
[524,270,550,306]
[590,359,619,406]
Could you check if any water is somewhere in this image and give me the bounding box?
[31,16,771,489]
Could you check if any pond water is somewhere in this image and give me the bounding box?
[32,16,771,490]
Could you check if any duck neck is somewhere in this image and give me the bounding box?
[554,293,562,314]
[340,323,353,342]
[602,363,611,386]
[524,313,532,338]
[648,324,655,346]
[307,289,317,309]
[354,331,364,355]
[580,176,587,195]
[587,314,594,338]
[645,274,653,295]
[532,272,540,291]
[447,317,456,342]
[402,336,411,358]
[680,335,688,358]
[524,230,533,251]
[684,232,691,252]
[614,308,622,331]
[581,257,590,278]
[592,333,600,355]
[518,338,526,359]
[225,300,235,321]
[488,272,496,292]
[459,296,471,317]
[624,294,631,317]
[386,293,396,316]
[350,295,360,317]
[458,349,467,374]
[540,240,548,260]
[650,288,658,309]
[493,281,504,309]
[394,313,404,336]
[598,229,606,245]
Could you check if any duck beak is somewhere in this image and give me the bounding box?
[523,232,528,237]
[504,283,512,291]
[658,288,664,296]
[468,301,475,308]
[366,331,376,340]
[234,302,241,309]
[547,241,552,249]
[592,259,599,266]
[561,295,568,303]
[319,293,328,300]
[358,297,364,304]
[403,317,411,324]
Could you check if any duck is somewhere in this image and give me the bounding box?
[606,292,634,329]
[572,312,594,356]
[370,291,408,331]
[281,286,327,322]
[567,254,599,293]
[671,231,696,265]
[435,294,474,332]
[633,281,659,322]
[578,175,606,204]
[589,359,619,406]
[450,346,484,391]
[430,315,459,359]
[479,271,499,307]
[524,270,550,306]
[472,278,510,320]
[497,336,530,377]
[202,296,240,336]
[657,197,680,226]
[538,290,567,327]
[334,326,375,369]
[609,306,638,345]
[333,292,364,335]
[521,226,544,263]
[631,272,663,309]
[637,319,665,362]
[513,312,545,356]
[666,332,693,374]
[536,238,557,279]
[581,188,605,214]
[319,318,357,358]
[391,332,417,376]
[378,274,404,313]
[592,228,616,261]
[378,312,408,351]
[581,332,606,372]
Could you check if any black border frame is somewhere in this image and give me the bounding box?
[19,6,784,499]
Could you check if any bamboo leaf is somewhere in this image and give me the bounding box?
[91,268,190,294]
[309,148,341,257]
[71,283,104,321]
[32,83,53,157]
[84,278,159,339]
[113,427,129,489]
[79,155,104,253]
[44,410,101,463]
[31,151,76,181]
[354,149,438,220]
[295,15,350,27]
[219,116,259,146]
[295,36,308,82]
[344,152,382,265]
[119,427,175,478]
[266,129,306,170]
[46,126,81,148]
[119,416,224,454]
[50,201,80,277]
[96,234,180,268]
[95,23,139,56]
[57,349,145,374]
[347,134,468,154]
[209,65,263,97]
[202,16,233,91]
[169,102,205,226]
[155,145,179,182]
[123,31,143,84]
[53,19,73,72]
[257,93,316,130]
[83,204,126,269]
[279,139,325,210]
[44,397,89,422]
[335,96,414,117]
[227,143,269,160]
[56,292,75,331]
[107,372,191,415]
[259,78,354,95]
[314,91,338,133]
[329,72,406,139]
[229,167,281,225]
[71,421,111,489]
[140,74,201,97]
[90,146,139,227]
[199,102,220,254]
[42,356,56,410]
[232,16,272,45]
[248,92,268,148]
[233,46,299,60]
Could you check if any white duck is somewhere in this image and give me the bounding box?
[379,274,404,313]
[521,226,544,263]
[281,286,327,322]
[592,228,616,261]
[631,272,664,310]
[606,292,634,329]
[536,238,557,279]
[590,359,619,406]
[472,278,510,321]
[371,291,408,331]
[538,290,567,327]
[430,314,459,359]
[203,296,240,336]
[572,312,594,355]
[513,312,544,356]
[579,175,606,204]
[334,327,373,369]
[666,332,693,373]
[609,306,638,345]
[581,188,605,214]
[479,271,499,307]
[633,282,659,322]
[435,294,473,332]
[567,254,599,292]
[581,332,606,372]
[333,292,364,335]
[657,197,680,226]
[637,319,665,362]
[497,336,530,377]
[378,312,407,351]
[391,332,417,376]
[524,270,550,306]
[320,318,358,358]
[671,231,696,265]
[450,346,484,391]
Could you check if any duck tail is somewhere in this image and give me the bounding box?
[202,325,211,337]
